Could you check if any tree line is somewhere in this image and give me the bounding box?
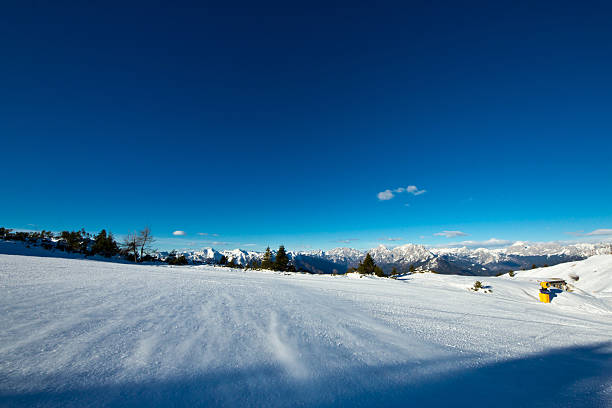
[1,227,397,276]
[218,245,299,272]
[0,226,155,263]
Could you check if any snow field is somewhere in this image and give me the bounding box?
[1,254,611,407]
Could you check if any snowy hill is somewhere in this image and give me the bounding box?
[0,254,611,407]
[512,255,612,297]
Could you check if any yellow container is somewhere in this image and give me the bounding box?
[539,292,550,303]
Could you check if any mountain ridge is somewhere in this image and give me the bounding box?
[168,241,612,276]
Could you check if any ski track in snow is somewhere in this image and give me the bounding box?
[0,254,611,407]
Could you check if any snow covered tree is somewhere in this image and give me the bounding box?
[261,247,273,270]
[274,245,289,271]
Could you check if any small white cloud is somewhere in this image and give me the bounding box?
[449,238,511,248]
[379,237,403,241]
[377,190,395,201]
[565,228,612,237]
[172,230,186,236]
[202,241,232,246]
[378,185,426,201]
[198,232,220,237]
[434,230,468,238]
[336,238,359,243]
[585,229,612,236]
[242,243,257,247]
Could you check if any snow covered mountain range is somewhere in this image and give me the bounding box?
[168,241,612,276]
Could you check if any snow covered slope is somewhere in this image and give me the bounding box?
[1,254,611,407]
[511,255,612,298]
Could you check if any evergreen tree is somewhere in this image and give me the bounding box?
[357,253,375,274]
[92,229,119,258]
[0,228,12,239]
[261,246,273,269]
[60,230,84,253]
[274,245,289,271]
[219,255,228,265]
[356,253,384,276]
[409,264,416,273]
[391,267,398,275]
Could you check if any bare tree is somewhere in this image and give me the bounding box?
[123,231,142,263]
[138,226,155,260]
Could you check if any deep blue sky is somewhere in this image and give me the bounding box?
[1,1,611,251]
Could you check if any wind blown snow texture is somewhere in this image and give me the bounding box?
[1,254,611,407]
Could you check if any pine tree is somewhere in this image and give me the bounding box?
[274,245,289,271]
[261,247,273,270]
[409,264,416,273]
[92,229,107,256]
[391,267,398,275]
[91,229,119,258]
[357,253,383,275]
[374,265,385,277]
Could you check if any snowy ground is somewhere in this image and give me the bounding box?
[1,254,611,407]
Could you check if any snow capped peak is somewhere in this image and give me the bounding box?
[161,241,610,276]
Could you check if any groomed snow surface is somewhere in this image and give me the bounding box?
[1,254,611,407]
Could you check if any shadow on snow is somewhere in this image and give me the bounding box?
[1,342,611,408]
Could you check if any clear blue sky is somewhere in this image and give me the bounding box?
[1,1,611,251]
